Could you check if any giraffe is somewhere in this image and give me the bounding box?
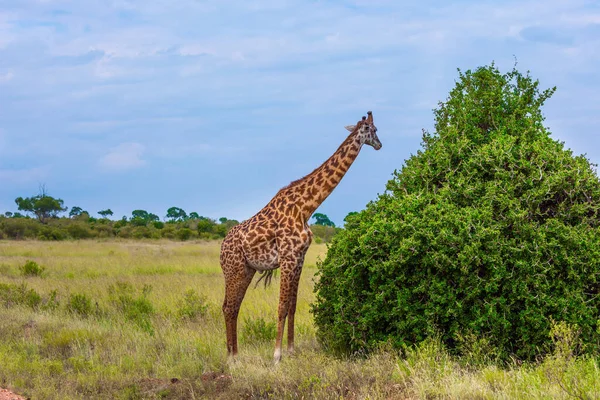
[220,111,382,363]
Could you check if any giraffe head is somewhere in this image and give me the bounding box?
[345,111,382,150]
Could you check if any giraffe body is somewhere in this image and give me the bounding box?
[220,111,381,362]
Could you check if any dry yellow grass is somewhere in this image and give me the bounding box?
[1,239,599,399]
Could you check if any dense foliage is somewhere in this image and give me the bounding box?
[312,64,600,361]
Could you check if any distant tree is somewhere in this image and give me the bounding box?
[130,209,159,226]
[114,216,128,229]
[4,212,12,218]
[69,206,85,218]
[15,191,67,223]
[130,218,146,227]
[188,212,200,220]
[153,221,164,229]
[220,218,239,230]
[197,217,216,233]
[131,210,149,220]
[166,207,187,222]
[98,209,114,218]
[12,212,25,218]
[312,213,335,227]
[131,210,149,226]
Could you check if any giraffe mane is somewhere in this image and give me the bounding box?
[278,129,359,192]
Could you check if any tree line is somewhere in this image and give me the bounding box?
[1,191,341,242]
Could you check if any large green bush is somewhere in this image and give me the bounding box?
[312,64,600,361]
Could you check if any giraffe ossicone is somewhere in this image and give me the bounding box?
[219,111,382,363]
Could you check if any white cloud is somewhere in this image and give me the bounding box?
[99,142,146,171]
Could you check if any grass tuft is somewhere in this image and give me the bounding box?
[19,260,45,277]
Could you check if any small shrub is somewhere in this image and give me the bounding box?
[131,226,152,239]
[160,224,177,239]
[114,219,127,229]
[549,320,581,360]
[42,289,60,311]
[240,317,277,344]
[67,293,94,317]
[108,282,154,333]
[542,321,595,400]
[0,282,42,309]
[116,225,134,238]
[152,221,164,229]
[19,260,46,277]
[67,222,93,239]
[93,224,115,238]
[454,331,500,367]
[37,226,67,240]
[176,289,209,320]
[176,228,193,241]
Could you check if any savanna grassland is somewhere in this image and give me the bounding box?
[0,240,599,399]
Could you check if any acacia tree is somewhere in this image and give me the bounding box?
[166,207,187,222]
[98,209,114,218]
[69,206,85,218]
[312,64,600,361]
[15,192,67,223]
[130,209,159,226]
[312,213,335,227]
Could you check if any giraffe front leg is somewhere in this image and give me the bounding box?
[274,262,296,364]
[287,264,303,355]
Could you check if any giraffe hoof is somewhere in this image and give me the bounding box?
[274,348,282,364]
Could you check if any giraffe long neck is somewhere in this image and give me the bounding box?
[285,132,363,222]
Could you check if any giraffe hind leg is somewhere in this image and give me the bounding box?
[222,256,256,357]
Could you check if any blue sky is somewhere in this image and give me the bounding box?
[0,0,599,225]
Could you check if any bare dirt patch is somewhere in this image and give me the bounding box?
[0,388,27,400]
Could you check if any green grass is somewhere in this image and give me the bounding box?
[1,239,599,399]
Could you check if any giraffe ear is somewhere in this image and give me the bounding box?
[344,125,356,132]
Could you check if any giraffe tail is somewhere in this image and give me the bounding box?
[254,270,277,289]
